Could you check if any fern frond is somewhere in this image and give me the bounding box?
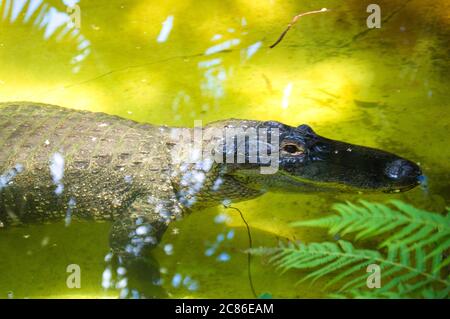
[292,200,450,255]
[254,201,450,298]
[252,240,449,297]
[261,240,379,287]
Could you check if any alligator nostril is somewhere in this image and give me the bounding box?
[385,159,421,181]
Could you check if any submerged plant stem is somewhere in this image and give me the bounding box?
[225,205,258,298]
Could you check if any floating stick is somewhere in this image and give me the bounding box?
[270,8,329,48]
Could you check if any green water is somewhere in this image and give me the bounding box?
[0,0,449,298]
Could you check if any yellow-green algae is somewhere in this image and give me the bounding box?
[0,0,449,298]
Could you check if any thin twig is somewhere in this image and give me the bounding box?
[270,8,329,48]
[224,205,258,298]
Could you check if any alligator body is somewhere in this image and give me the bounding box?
[0,102,422,297]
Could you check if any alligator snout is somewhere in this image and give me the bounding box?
[384,159,422,191]
[271,122,424,193]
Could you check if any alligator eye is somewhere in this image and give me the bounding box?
[282,144,304,155]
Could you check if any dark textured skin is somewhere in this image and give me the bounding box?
[0,102,177,225]
[0,103,185,297]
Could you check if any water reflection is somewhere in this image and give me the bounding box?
[204,212,234,263]
[0,0,91,73]
[156,15,173,43]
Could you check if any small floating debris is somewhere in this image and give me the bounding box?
[270,8,328,48]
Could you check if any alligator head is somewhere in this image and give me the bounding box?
[172,119,423,208]
[214,120,423,195]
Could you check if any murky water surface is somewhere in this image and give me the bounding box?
[0,0,449,298]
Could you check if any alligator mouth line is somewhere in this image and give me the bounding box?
[382,181,421,193]
[279,170,421,194]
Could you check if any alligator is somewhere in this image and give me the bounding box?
[0,102,422,297]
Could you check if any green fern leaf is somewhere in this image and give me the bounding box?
[253,201,450,298]
[293,200,450,259]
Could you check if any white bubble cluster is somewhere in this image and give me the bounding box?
[64,197,76,227]
[0,164,23,190]
[101,267,112,289]
[212,177,223,191]
[164,243,174,255]
[171,273,199,291]
[214,212,230,224]
[49,152,65,195]
[178,159,216,208]
[204,228,235,263]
